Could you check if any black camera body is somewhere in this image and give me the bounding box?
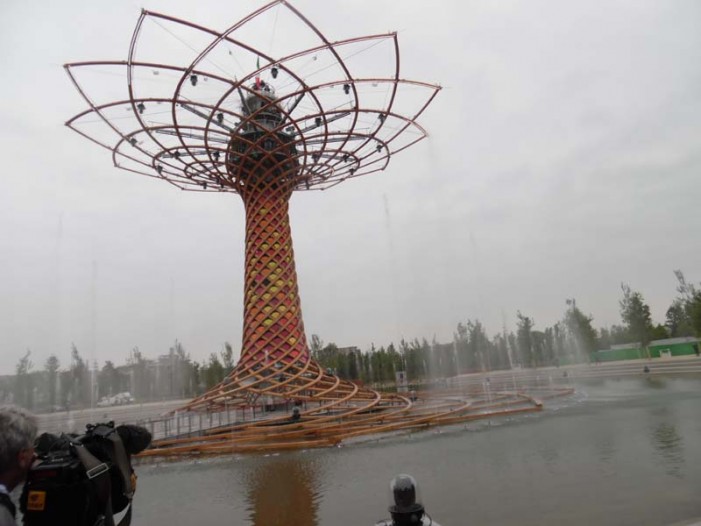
[21,449,101,525]
[20,422,151,526]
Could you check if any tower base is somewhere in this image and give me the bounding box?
[140,362,574,456]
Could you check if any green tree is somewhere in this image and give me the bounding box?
[44,355,61,410]
[531,331,546,367]
[315,342,340,374]
[370,346,383,384]
[164,340,194,398]
[671,270,701,336]
[597,327,611,350]
[650,324,668,341]
[608,324,630,345]
[542,328,556,366]
[358,352,370,383]
[564,299,598,361]
[386,343,402,379]
[492,333,511,370]
[98,360,122,398]
[454,323,469,373]
[310,334,324,356]
[619,283,654,356]
[347,349,359,380]
[127,347,150,401]
[203,353,225,389]
[466,320,490,371]
[336,346,350,379]
[191,362,203,395]
[666,299,693,337]
[400,339,426,380]
[516,312,534,367]
[221,342,235,375]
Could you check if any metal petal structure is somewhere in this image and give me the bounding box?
[66,1,572,456]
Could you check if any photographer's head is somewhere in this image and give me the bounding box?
[0,406,37,492]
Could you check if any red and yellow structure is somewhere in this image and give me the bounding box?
[65,1,573,456]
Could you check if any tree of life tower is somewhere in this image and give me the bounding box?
[233,79,309,368]
[65,2,558,455]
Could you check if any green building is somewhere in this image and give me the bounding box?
[593,337,700,362]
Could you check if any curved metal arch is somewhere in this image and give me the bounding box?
[125,8,408,192]
[66,59,437,193]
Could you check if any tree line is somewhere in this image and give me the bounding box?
[311,270,700,383]
[3,270,700,411]
[2,341,237,412]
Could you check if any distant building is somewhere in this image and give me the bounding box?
[593,337,700,362]
[649,337,700,358]
[337,346,360,356]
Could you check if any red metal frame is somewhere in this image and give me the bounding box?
[65,3,440,193]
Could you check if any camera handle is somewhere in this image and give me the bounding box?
[72,443,114,526]
[72,443,133,526]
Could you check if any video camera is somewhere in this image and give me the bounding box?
[20,422,151,526]
[375,474,442,526]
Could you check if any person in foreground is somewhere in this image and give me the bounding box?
[0,406,37,526]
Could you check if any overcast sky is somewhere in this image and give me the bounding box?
[1,0,700,374]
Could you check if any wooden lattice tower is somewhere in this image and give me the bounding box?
[66,2,573,455]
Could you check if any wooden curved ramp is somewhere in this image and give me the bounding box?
[140,364,574,457]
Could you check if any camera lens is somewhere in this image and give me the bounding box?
[390,474,417,509]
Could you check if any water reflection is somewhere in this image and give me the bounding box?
[644,376,667,390]
[134,377,701,526]
[244,456,322,526]
[537,440,560,471]
[648,407,685,478]
[594,432,616,466]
